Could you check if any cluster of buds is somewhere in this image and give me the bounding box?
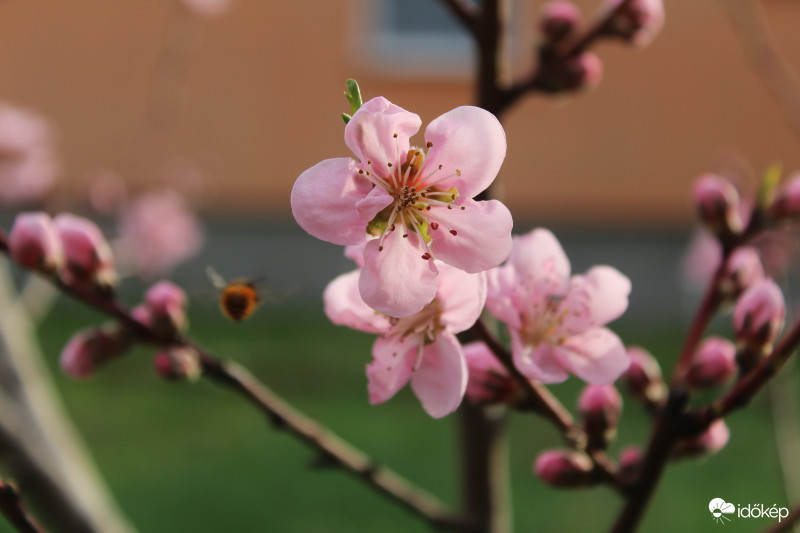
[622,346,666,410]
[8,211,116,291]
[534,450,594,488]
[579,384,622,451]
[732,279,785,373]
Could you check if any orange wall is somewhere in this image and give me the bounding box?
[0,0,798,225]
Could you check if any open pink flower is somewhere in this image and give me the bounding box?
[486,228,631,384]
[324,257,486,418]
[293,97,512,318]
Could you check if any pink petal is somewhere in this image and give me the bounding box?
[366,335,417,405]
[486,266,523,330]
[355,186,393,222]
[421,106,506,199]
[556,328,630,384]
[360,230,438,317]
[510,329,569,383]
[560,266,631,333]
[345,97,421,169]
[428,198,513,273]
[291,157,374,246]
[324,270,387,334]
[411,332,468,418]
[436,264,487,333]
[508,228,571,297]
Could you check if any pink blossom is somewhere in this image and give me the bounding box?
[8,212,64,273]
[733,278,785,349]
[0,103,59,205]
[692,173,743,235]
[463,341,514,404]
[541,1,581,43]
[324,257,486,418]
[53,213,116,288]
[685,337,737,389]
[534,450,593,488]
[180,0,232,17]
[486,228,631,384]
[60,326,130,379]
[116,189,204,279]
[293,97,512,318]
[145,280,188,337]
[605,0,665,47]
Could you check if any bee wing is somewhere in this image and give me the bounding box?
[206,266,228,289]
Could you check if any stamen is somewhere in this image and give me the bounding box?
[430,222,439,230]
[450,230,458,236]
[427,141,433,148]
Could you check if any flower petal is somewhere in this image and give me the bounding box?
[486,266,523,329]
[360,229,438,317]
[508,228,571,297]
[421,106,506,198]
[345,97,421,169]
[367,335,417,405]
[556,328,631,384]
[436,264,486,333]
[428,198,513,273]
[560,266,631,333]
[291,157,373,245]
[411,332,468,418]
[324,270,387,334]
[510,329,570,383]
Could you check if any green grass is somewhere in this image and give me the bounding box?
[4,298,792,532]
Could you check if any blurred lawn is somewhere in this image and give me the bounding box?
[8,295,792,532]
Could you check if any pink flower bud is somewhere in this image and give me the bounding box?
[604,0,665,47]
[579,384,622,450]
[53,213,116,288]
[675,420,730,458]
[720,247,764,298]
[8,212,63,273]
[733,279,785,351]
[618,446,643,483]
[692,174,743,235]
[463,342,515,404]
[541,1,581,44]
[153,347,201,381]
[566,52,603,92]
[770,173,800,220]
[130,304,152,327]
[623,346,666,408]
[60,325,131,379]
[534,450,594,488]
[145,281,188,338]
[685,337,737,389]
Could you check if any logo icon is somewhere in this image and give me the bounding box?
[709,498,736,524]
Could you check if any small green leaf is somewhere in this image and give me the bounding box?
[759,162,782,208]
[344,78,363,116]
[342,113,351,125]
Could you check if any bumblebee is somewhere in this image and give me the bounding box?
[206,267,262,321]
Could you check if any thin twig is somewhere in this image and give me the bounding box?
[436,0,479,37]
[760,500,800,533]
[0,478,46,533]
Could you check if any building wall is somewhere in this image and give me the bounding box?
[0,0,798,225]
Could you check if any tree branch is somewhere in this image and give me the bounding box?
[436,0,479,37]
[0,478,46,533]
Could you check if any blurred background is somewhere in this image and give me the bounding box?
[0,0,798,531]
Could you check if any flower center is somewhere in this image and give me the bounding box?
[361,140,465,260]
[388,298,443,345]
[521,296,569,346]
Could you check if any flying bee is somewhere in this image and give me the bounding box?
[206,266,263,322]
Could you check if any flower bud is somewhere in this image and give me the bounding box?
[565,52,603,92]
[618,446,643,483]
[719,247,764,299]
[623,346,666,409]
[60,325,131,379]
[603,0,665,47]
[130,304,151,327]
[769,173,800,220]
[540,1,581,44]
[534,450,594,488]
[685,337,737,389]
[463,342,515,404]
[145,281,188,339]
[692,174,743,236]
[579,384,622,450]
[733,279,785,352]
[53,213,116,289]
[153,347,201,381]
[7,212,63,273]
[674,420,730,458]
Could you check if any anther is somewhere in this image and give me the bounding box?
[450,230,458,236]
[367,160,372,164]
[393,133,398,138]
[421,253,431,260]
[447,205,452,210]
[378,246,384,251]
[388,162,393,167]
[415,151,420,156]
[438,165,443,170]
[460,206,465,210]
[420,192,426,197]
[426,206,431,210]
[358,169,364,174]
[430,222,439,230]
[456,169,462,176]
[403,233,409,238]
[427,141,433,148]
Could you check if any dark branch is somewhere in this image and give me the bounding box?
[0,479,46,533]
[437,0,479,37]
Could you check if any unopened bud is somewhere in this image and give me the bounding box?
[579,384,622,450]
[145,281,188,339]
[618,446,643,483]
[130,304,151,327]
[685,337,737,389]
[463,342,515,404]
[60,325,131,379]
[623,346,666,409]
[719,247,764,299]
[540,1,581,44]
[565,52,603,92]
[603,0,665,47]
[733,278,785,353]
[54,213,116,289]
[692,174,743,236]
[769,173,800,220]
[534,450,594,488]
[674,420,730,458]
[8,212,63,273]
[154,347,201,381]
